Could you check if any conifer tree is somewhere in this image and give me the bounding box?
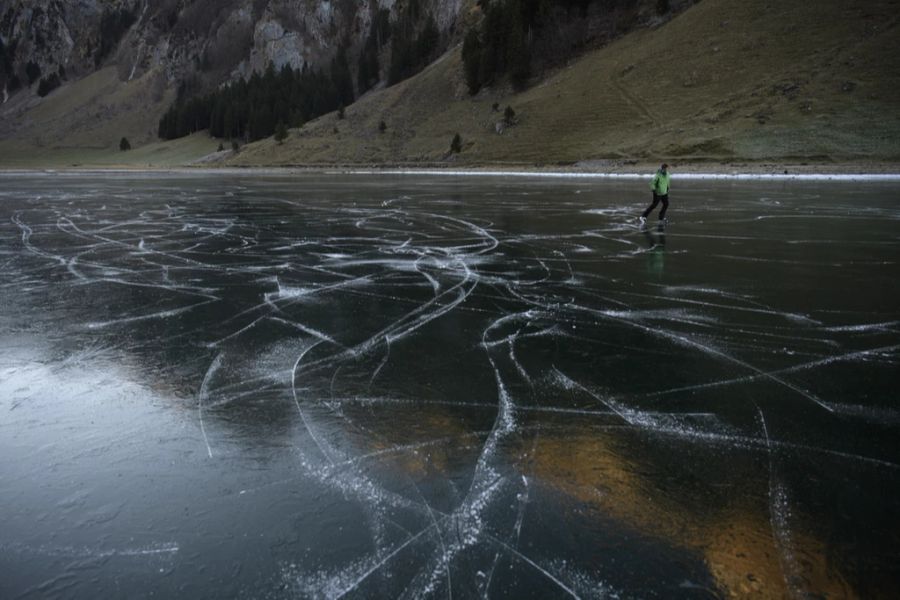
[418,16,440,63]
[274,121,288,144]
[450,133,462,153]
[506,4,531,89]
[331,45,355,107]
[37,73,61,97]
[462,29,483,94]
[25,61,41,84]
[357,9,391,93]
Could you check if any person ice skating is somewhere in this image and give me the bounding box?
[640,163,671,224]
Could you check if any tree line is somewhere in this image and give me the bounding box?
[386,1,441,86]
[158,58,354,142]
[0,37,21,92]
[158,2,445,143]
[462,0,641,94]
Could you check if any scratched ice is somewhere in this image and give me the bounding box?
[1,172,899,599]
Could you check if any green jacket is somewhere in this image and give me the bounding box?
[650,170,671,195]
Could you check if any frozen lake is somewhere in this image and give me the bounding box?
[1,172,898,599]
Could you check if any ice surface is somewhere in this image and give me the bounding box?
[1,172,899,599]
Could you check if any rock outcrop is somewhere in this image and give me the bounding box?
[0,0,465,104]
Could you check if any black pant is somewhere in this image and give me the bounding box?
[642,193,668,220]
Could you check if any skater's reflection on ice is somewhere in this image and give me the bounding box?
[642,221,666,277]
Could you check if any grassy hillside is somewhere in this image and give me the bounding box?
[1,0,898,170]
[0,65,186,168]
[230,0,900,169]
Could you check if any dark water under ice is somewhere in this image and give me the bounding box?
[1,172,899,599]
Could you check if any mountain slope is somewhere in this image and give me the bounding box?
[1,0,898,169]
[0,0,464,166]
[231,0,900,168]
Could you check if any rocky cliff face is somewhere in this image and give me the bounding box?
[0,0,465,103]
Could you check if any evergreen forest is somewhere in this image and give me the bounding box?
[158,4,443,142]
